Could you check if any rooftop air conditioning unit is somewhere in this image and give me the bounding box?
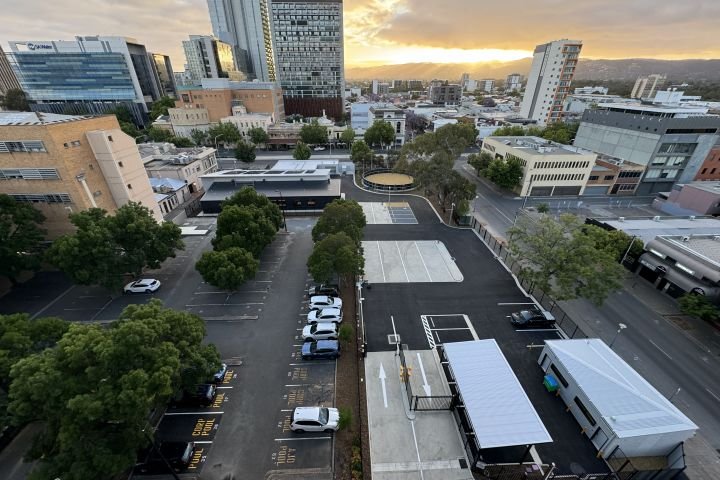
[653,216,661,222]
[618,217,625,222]
[690,215,696,220]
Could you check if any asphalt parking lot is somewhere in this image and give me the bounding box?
[361,201,418,224]
[362,240,463,283]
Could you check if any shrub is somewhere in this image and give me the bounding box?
[339,323,353,344]
[338,406,352,430]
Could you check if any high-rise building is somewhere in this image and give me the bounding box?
[149,53,177,98]
[506,73,523,92]
[631,74,666,99]
[520,39,582,125]
[269,0,345,119]
[182,35,244,84]
[7,36,166,125]
[207,0,276,81]
[0,112,162,237]
[428,81,462,105]
[479,79,495,93]
[0,46,22,99]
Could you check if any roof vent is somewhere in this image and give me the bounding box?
[713,236,720,241]
[682,236,691,242]
[689,215,696,220]
[618,217,625,222]
[653,216,661,222]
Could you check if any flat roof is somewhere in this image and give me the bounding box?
[202,179,341,202]
[273,159,339,170]
[662,235,720,265]
[597,217,720,245]
[444,340,552,449]
[685,181,720,195]
[0,111,92,125]
[545,339,697,438]
[600,103,710,115]
[486,136,591,157]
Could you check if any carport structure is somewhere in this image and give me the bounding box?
[441,340,552,471]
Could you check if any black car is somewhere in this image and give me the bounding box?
[180,384,217,407]
[307,284,339,298]
[135,441,196,473]
[510,307,556,328]
[212,363,228,383]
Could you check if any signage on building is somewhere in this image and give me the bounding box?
[27,43,53,51]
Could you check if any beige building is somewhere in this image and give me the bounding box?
[139,142,218,194]
[220,105,274,141]
[175,80,284,123]
[0,112,161,237]
[167,107,211,138]
[481,136,596,196]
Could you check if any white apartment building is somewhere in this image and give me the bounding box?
[574,86,608,95]
[479,79,495,93]
[482,136,596,196]
[520,39,582,125]
[140,142,218,194]
[182,35,243,84]
[368,106,406,147]
[220,105,274,140]
[506,73,523,92]
[631,74,666,99]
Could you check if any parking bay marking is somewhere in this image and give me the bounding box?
[274,436,332,441]
[164,411,224,416]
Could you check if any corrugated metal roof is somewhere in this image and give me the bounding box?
[545,339,697,438]
[444,340,552,449]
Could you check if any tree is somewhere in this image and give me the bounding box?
[170,136,194,148]
[145,126,173,142]
[485,157,523,189]
[149,96,176,120]
[190,128,208,146]
[307,232,364,285]
[119,121,140,139]
[299,121,328,145]
[1,89,30,111]
[481,97,497,107]
[340,127,355,146]
[196,247,259,290]
[46,203,183,291]
[0,195,46,284]
[350,140,373,170]
[467,152,493,175]
[364,120,395,148]
[678,294,719,321]
[536,203,550,214]
[293,141,312,160]
[222,187,283,231]
[109,105,134,125]
[312,199,366,245]
[248,127,269,147]
[235,140,257,163]
[7,300,219,480]
[508,214,625,305]
[208,122,242,147]
[491,125,526,136]
[405,111,427,133]
[439,170,476,210]
[213,205,277,257]
[433,123,478,157]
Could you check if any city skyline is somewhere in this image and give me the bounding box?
[2,0,720,72]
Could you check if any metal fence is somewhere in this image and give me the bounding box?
[398,344,454,411]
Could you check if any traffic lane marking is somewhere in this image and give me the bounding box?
[284,384,335,408]
[271,437,333,470]
[156,414,222,442]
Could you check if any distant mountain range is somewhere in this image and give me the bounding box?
[345,59,720,82]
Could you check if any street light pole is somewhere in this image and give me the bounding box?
[275,190,288,232]
[449,202,455,225]
[609,323,627,348]
[669,387,682,402]
[620,236,640,265]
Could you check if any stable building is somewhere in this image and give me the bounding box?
[539,339,695,469]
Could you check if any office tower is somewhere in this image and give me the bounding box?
[506,73,522,92]
[520,39,582,125]
[182,35,244,84]
[149,53,177,98]
[207,0,275,81]
[631,74,666,99]
[480,79,495,93]
[7,36,165,124]
[0,46,22,98]
[371,79,380,95]
[270,0,344,119]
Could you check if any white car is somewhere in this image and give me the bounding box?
[123,278,161,294]
[290,406,339,432]
[313,146,326,151]
[309,295,342,311]
[307,308,342,324]
[302,322,339,342]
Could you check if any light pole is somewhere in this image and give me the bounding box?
[620,236,640,265]
[213,135,223,156]
[609,323,627,348]
[274,190,288,232]
[669,387,682,402]
[449,202,455,225]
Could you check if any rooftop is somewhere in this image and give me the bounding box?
[149,177,186,193]
[598,102,710,117]
[597,216,720,245]
[660,235,720,266]
[545,339,697,438]
[0,111,92,126]
[201,168,332,182]
[202,178,341,202]
[140,142,216,167]
[683,181,720,195]
[486,136,594,156]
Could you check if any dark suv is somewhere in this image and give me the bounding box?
[135,441,196,473]
[510,306,556,329]
[180,384,217,407]
[307,284,339,298]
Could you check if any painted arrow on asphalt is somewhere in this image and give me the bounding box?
[379,363,388,408]
[416,353,432,396]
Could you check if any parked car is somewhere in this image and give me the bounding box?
[302,340,340,360]
[180,384,217,407]
[123,278,161,294]
[309,295,343,310]
[510,306,556,329]
[307,308,342,324]
[313,146,326,151]
[290,406,339,432]
[302,322,339,342]
[212,363,228,383]
[135,441,196,473]
[307,284,339,298]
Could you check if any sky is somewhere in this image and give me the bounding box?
[2,0,720,70]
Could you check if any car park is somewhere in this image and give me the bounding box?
[212,363,228,383]
[307,284,339,298]
[307,308,342,324]
[301,340,340,360]
[510,306,556,329]
[180,384,217,407]
[302,322,339,342]
[135,441,196,473]
[309,295,343,310]
[123,278,161,294]
[290,406,339,432]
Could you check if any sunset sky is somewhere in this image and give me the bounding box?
[2,0,719,70]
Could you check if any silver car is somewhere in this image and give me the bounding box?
[309,295,343,311]
[302,322,339,342]
[307,308,342,324]
[290,406,339,432]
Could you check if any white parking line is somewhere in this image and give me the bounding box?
[706,388,720,403]
[463,314,480,341]
[193,441,214,444]
[497,302,536,306]
[414,241,433,281]
[274,436,332,441]
[376,241,387,282]
[216,386,233,389]
[410,421,425,480]
[395,241,410,282]
[164,411,224,416]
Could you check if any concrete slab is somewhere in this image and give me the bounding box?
[365,351,473,480]
[362,241,463,284]
[361,202,418,225]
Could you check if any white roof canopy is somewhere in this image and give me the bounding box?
[444,340,552,449]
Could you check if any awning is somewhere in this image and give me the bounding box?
[444,340,552,449]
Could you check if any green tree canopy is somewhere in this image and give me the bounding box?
[190,128,209,146]
[109,105,134,124]
[312,199,366,244]
[299,121,328,145]
[433,123,477,157]
[7,300,219,480]
[213,205,277,257]
[235,140,257,162]
[145,126,173,143]
[679,294,719,321]
[149,96,176,120]
[293,141,312,160]
[0,194,46,284]
[196,247,259,291]
[364,120,395,148]
[1,89,30,111]
[508,214,625,305]
[467,152,493,175]
[222,187,283,230]
[350,140,373,170]
[119,121,140,139]
[248,127,269,146]
[307,232,364,285]
[340,127,355,145]
[208,122,242,146]
[439,170,476,210]
[46,203,183,291]
[485,157,523,189]
[170,136,194,147]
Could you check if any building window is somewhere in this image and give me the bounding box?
[658,143,696,154]
[127,184,132,189]
[0,168,60,180]
[712,168,717,174]
[604,175,614,181]
[108,136,114,142]
[118,161,124,168]
[10,193,72,204]
[573,396,597,426]
[549,364,569,388]
[0,141,47,153]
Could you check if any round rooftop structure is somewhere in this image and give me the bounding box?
[362,169,415,192]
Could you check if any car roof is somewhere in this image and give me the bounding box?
[293,406,322,421]
[311,295,334,302]
[316,339,339,348]
[313,322,338,330]
[318,308,341,314]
